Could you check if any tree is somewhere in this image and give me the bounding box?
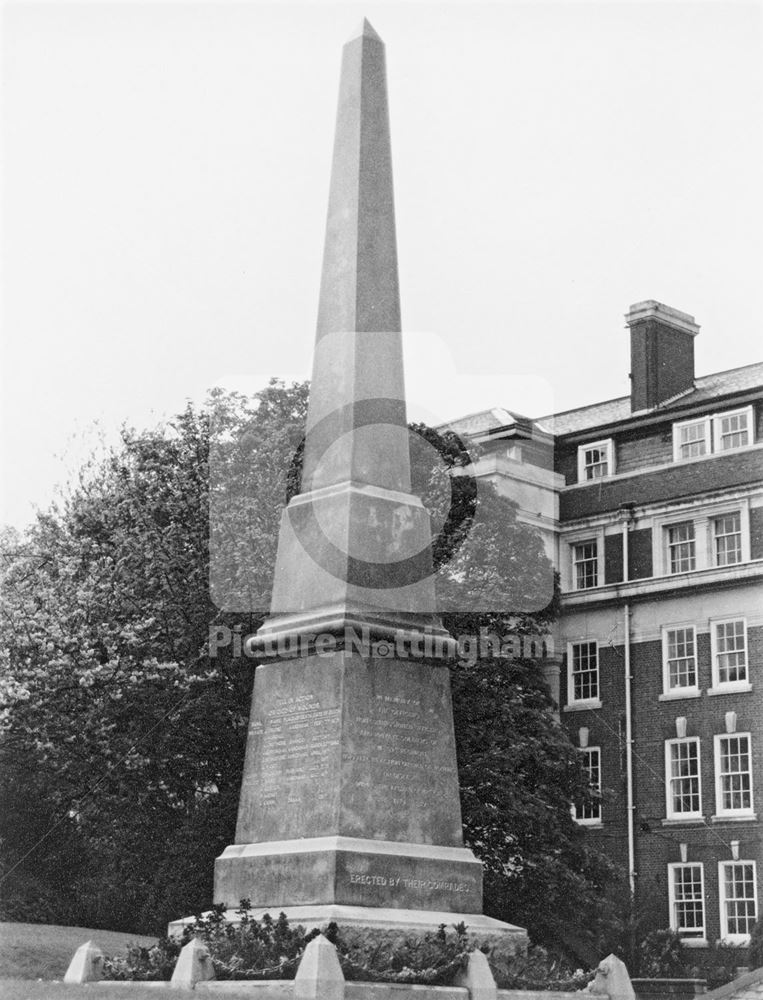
[0,384,307,930]
[0,383,612,948]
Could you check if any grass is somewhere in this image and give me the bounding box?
[0,922,266,999]
[0,921,157,980]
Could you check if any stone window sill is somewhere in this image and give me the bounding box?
[707,684,752,696]
[563,700,602,713]
[659,690,701,702]
[711,813,757,823]
[661,817,706,826]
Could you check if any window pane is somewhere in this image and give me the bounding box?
[572,642,598,701]
[574,541,598,589]
[669,740,700,814]
[668,523,696,573]
[672,865,704,936]
[584,446,608,480]
[715,620,747,685]
[714,513,742,566]
[679,422,707,459]
[719,736,752,812]
[578,748,602,822]
[667,627,697,689]
[719,412,749,450]
[724,863,757,936]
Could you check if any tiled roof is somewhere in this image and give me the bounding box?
[536,396,630,435]
[538,361,763,436]
[439,407,530,437]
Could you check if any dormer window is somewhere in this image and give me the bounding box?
[673,417,711,461]
[715,407,752,452]
[673,406,754,461]
[577,439,614,481]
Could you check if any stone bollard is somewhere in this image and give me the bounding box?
[455,950,498,1000]
[64,941,104,983]
[584,954,636,1000]
[170,937,215,989]
[294,933,345,1000]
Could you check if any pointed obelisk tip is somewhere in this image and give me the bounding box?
[347,17,383,44]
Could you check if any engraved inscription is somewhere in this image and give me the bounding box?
[347,871,472,893]
[349,694,446,804]
[256,693,340,810]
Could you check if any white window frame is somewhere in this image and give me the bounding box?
[714,732,755,819]
[712,511,743,567]
[566,641,601,709]
[572,539,599,590]
[719,860,758,944]
[666,521,697,574]
[672,406,756,463]
[564,526,605,594]
[714,406,754,454]
[661,625,699,699]
[577,439,615,482]
[654,501,750,578]
[668,862,706,943]
[665,737,703,820]
[710,618,750,694]
[673,416,712,462]
[575,746,602,825]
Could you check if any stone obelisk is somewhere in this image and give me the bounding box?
[206,20,524,951]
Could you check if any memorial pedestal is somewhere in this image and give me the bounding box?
[215,837,483,914]
[168,649,525,959]
[210,651,481,909]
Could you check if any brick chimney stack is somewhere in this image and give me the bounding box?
[626,300,699,412]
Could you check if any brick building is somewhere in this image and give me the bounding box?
[446,301,763,954]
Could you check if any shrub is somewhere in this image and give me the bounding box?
[325,920,471,985]
[102,937,182,981]
[491,944,593,991]
[181,902,319,980]
[637,929,685,978]
[701,939,747,990]
[749,918,763,970]
[102,903,474,985]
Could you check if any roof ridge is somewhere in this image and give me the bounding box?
[695,358,763,382]
[537,394,629,423]
[540,359,763,424]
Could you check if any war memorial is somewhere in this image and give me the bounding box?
[167,18,525,960]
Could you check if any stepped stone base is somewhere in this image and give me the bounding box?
[168,902,527,964]
[214,836,484,914]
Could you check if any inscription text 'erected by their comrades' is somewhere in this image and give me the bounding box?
[348,872,471,893]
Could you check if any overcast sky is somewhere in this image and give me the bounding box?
[2,0,762,528]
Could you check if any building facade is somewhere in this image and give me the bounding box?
[446,301,763,955]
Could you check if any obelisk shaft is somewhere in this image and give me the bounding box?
[303,20,410,496]
[261,21,441,626]
[316,19,401,341]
